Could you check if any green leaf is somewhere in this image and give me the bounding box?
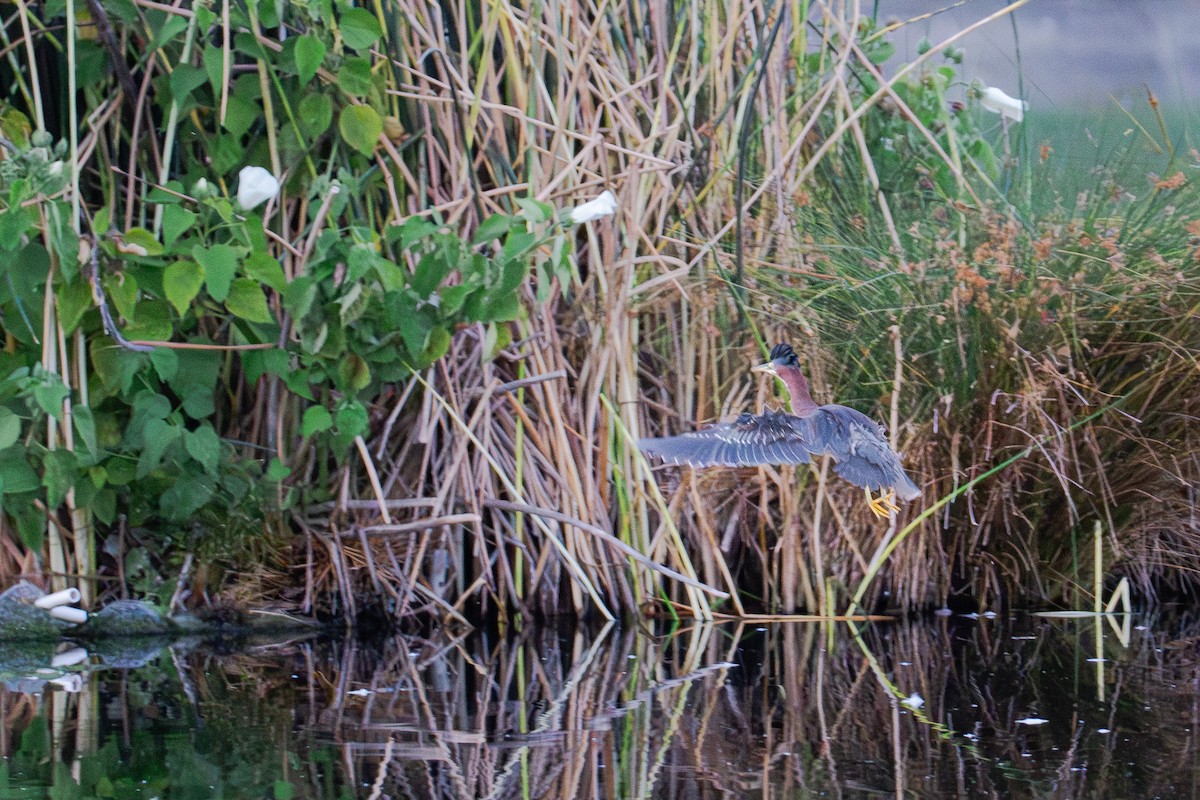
[162,205,197,249]
[45,202,79,280]
[334,400,369,441]
[515,197,552,224]
[168,63,208,103]
[483,321,512,361]
[223,93,260,138]
[163,259,205,315]
[0,408,20,450]
[184,424,221,476]
[136,418,181,478]
[265,457,291,481]
[123,300,172,341]
[339,7,382,50]
[55,278,92,334]
[301,405,333,436]
[120,227,164,257]
[225,278,274,323]
[284,368,315,401]
[103,273,139,322]
[31,371,70,419]
[0,446,39,494]
[373,258,405,292]
[168,349,220,420]
[193,243,239,302]
[866,41,896,64]
[294,35,326,84]
[15,507,43,550]
[298,93,333,138]
[149,347,179,382]
[160,472,214,520]
[203,44,226,94]
[243,251,287,292]
[337,353,371,393]
[336,56,374,97]
[0,205,35,251]
[128,390,171,445]
[92,488,116,525]
[149,13,188,50]
[104,458,136,487]
[42,448,77,508]
[241,348,290,383]
[473,214,513,245]
[440,284,471,316]
[421,325,451,364]
[338,105,383,156]
[487,292,523,322]
[411,249,452,298]
[71,404,99,460]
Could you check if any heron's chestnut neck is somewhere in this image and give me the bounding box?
[776,364,820,416]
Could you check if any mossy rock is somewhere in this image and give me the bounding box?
[0,582,73,641]
[83,600,175,637]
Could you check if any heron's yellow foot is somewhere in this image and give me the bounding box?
[865,488,900,519]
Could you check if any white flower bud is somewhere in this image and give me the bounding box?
[237,166,281,210]
[980,86,1028,122]
[568,190,617,224]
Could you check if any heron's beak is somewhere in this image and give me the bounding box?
[751,361,776,376]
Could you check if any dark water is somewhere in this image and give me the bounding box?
[2,613,1200,798]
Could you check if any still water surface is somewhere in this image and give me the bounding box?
[2,613,1199,798]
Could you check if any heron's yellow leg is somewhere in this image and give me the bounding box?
[865,487,900,519]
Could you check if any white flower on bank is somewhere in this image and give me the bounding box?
[569,190,617,224]
[901,693,925,710]
[237,166,281,210]
[980,86,1028,123]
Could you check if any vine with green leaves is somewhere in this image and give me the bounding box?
[0,0,582,603]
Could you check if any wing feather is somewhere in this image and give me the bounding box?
[640,405,921,501]
[639,411,819,468]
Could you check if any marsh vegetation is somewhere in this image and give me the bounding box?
[0,0,1197,620]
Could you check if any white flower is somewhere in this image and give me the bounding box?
[980,86,1028,122]
[901,693,925,709]
[1015,717,1049,726]
[237,166,281,210]
[569,190,617,224]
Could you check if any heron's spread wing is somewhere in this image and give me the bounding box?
[813,406,922,501]
[640,405,921,500]
[637,411,821,468]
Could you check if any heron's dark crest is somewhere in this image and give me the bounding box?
[768,342,799,365]
[640,342,921,517]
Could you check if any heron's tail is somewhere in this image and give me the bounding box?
[894,471,921,502]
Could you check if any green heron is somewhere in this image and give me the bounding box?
[639,343,921,518]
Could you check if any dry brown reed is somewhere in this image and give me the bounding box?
[298,0,1036,619]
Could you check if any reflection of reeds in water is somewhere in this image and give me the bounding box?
[4,616,1200,797]
[235,619,1200,797]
